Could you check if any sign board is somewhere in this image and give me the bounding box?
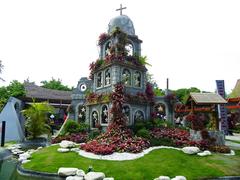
[216,80,228,134]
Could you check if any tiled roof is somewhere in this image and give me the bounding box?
[190,93,227,104]
[24,83,72,101]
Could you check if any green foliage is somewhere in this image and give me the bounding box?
[174,87,201,103]
[22,102,54,139]
[7,80,26,97]
[63,120,89,135]
[0,80,25,110]
[41,78,71,91]
[150,137,175,147]
[155,119,174,128]
[138,56,151,66]
[63,120,80,134]
[88,130,101,140]
[154,87,165,96]
[229,81,240,98]
[136,128,151,139]
[79,123,89,132]
[133,121,145,133]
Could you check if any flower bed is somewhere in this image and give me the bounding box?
[81,123,150,155]
[149,127,231,152]
[51,132,88,144]
[81,83,150,155]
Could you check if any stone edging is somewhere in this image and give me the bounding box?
[78,146,182,161]
[17,163,64,180]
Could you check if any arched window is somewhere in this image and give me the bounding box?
[155,103,166,120]
[97,72,102,88]
[78,105,86,123]
[134,71,141,87]
[105,41,111,56]
[101,105,109,124]
[122,105,131,124]
[134,110,144,122]
[125,43,133,56]
[105,68,111,86]
[92,110,99,128]
[122,69,131,86]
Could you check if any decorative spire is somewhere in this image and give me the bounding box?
[116,4,127,15]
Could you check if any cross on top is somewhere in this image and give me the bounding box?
[116,4,127,15]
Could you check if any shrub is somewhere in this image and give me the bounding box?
[133,121,145,133]
[22,102,54,139]
[136,128,151,139]
[155,120,174,128]
[51,132,88,144]
[150,137,175,147]
[88,130,101,140]
[63,120,80,134]
[79,123,89,132]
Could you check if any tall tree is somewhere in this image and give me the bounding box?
[41,78,71,91]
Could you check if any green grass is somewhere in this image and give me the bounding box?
[23,145,240,180]
[226,139,240,144]
[4,141,17,147]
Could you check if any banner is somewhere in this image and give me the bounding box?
[216,80,228,134]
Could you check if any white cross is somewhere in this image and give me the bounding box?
[106,76,111,85]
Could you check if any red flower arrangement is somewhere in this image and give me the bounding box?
[52,132,88,144]
[81,83,150,155]
[98,33,109,44]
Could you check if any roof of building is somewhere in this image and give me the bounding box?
[229,79,240,98]
[108,15,135,36]
[189,93,227,104]
[24,83,72,101]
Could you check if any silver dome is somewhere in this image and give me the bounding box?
[108,15,135,36]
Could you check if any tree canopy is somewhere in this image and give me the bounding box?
[0,80,25,110]
[41,78,71,91]
[229,80,240,98]
[173,87,201,103]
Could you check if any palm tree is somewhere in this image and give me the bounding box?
[22,102,54,139]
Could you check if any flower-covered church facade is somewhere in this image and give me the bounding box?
[69,10,173,129]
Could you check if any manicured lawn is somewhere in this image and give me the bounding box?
[23,145,240,180]
[226,139,240,144]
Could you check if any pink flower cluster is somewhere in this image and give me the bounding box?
[81,125,150,155]
[51,132,88,144]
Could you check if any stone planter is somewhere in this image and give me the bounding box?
[190,129,225,145]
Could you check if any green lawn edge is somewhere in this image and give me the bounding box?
[23,145,240,180]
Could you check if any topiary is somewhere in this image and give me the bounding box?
[63,120,80,134]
